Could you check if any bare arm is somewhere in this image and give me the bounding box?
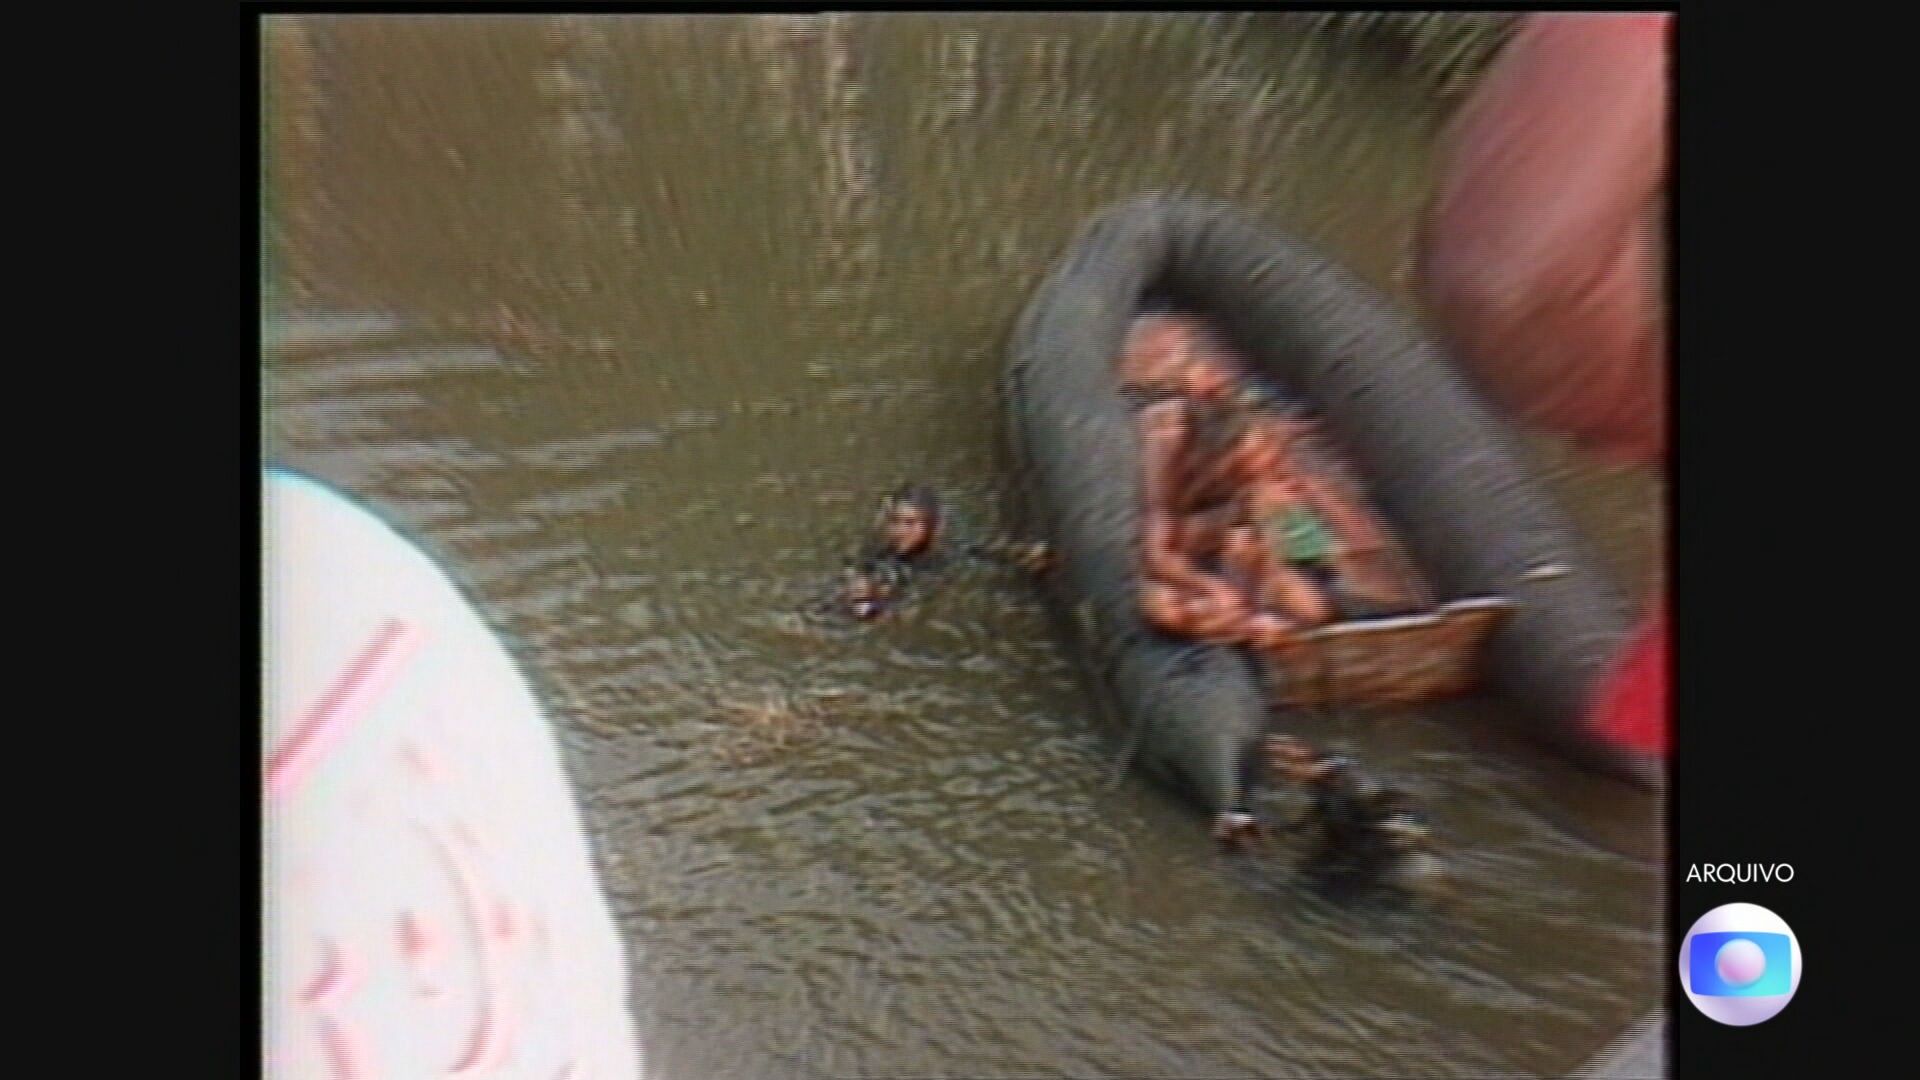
[1141,512,1221,594]
[1136,401,1189,514]
[1138,404,1233,593]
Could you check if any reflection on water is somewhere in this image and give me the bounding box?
[263,13,1663,1078]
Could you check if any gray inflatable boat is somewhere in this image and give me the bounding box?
[1001,195,1662,833]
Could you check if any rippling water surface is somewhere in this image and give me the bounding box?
[263,14,1664,1078]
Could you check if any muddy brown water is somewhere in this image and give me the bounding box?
[263,14,1665,1079]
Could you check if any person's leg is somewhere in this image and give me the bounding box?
[1139,580,1189,634]
[1324,553,1425,619]
[1219,527,1300,648]
[1184,591,1256,644]
[1231,497,1337,629]
[1264,560,1334,628]
[1295,561,1353,622]
[1149,573,1275,646]
[1141,579,1242,642]
[1218,525,1267,583]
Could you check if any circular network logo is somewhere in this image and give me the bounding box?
[1678,903,1802,1025]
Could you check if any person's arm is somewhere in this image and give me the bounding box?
[1136,400,1190,513]
[1136,403,1258,622]
[929,501,1051,573]
[1137,404,1216,587]
[1141,512,1223,594]
[964,537,1053,572]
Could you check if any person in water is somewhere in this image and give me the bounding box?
[832,484,1052,622]
[1263,734,1445,896]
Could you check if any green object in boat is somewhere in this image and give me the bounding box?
[1264,504,1334,565]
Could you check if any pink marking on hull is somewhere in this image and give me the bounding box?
[267,619,427,799]
[301,940,370,1079]
[487,995,523,1077]
[401,740,441,783]
[316,1016,368,1080]
[399,910,447,998]
[301,940,357,1006]
[398,911,435,963]
[425,825,518,1077]
[492,900,518,944]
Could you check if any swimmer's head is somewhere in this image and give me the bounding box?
[880,485,940,557]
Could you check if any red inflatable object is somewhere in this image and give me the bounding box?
[1590,598,1668,758]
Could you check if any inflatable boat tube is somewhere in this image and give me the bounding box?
[1001,196,1662,829]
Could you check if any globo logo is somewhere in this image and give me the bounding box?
[1678,903,1801,1025]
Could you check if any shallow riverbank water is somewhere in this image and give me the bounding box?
[263,14,1664,1078]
